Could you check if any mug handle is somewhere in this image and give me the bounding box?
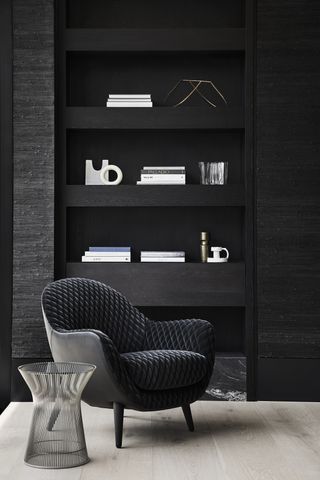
[100,165,123,185]
[221,248,229,259]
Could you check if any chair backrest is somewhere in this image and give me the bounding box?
[42,278,147,353]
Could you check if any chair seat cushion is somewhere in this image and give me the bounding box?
[120,350,208,391]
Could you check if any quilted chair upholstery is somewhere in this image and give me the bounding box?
[42,278,215,447]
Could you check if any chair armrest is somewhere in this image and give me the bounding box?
[49,328,139,405]
[145,319,215,367]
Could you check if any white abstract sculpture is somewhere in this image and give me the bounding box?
[85,159,123,186]
[100,164,123,185]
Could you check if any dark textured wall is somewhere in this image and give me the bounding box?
[12,0,54,358]
[256,1,320,358]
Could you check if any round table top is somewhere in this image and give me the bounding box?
[18,361,96,376]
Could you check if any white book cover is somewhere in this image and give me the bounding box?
[137,180,186,185]
[141,174,185,181]
[142,166,185,170]
[141,251,185,257]
[142,169,185,174]
[106,102,153,107]
[84,251,131,257]
[141,257,185,263]
[89,247,131,252]
[81,256,131,262]
[109,94,151,99]
[108,99,151,102]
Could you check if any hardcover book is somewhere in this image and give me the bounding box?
[141,174,185,181]
[137,180,186,185]
[141,251,185,257]
[142,166,185,170]
[84,251,131,257]
[82,256,131,262]
[108,99,151,103]
[106,102,153,107]
[141,169,185,174]
[109,94,151,99]
[89,247,131,252]
[140,257,185,262]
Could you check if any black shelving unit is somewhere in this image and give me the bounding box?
[56,0,255,399]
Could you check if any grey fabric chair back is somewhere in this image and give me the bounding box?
[42,278,147,353]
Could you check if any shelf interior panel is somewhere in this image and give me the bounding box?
[67,52,244,108]
[66,206,244,262]
[67,130,244,185]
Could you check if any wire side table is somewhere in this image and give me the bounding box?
[18,362,96,469]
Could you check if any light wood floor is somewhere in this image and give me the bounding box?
[0,401,319,480]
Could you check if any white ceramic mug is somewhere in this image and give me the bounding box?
[207,246,229,263]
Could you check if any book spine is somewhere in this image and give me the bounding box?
[85,251,131,257]
[142,166,185,170]
[141,252,185,257]
[106,102,153,107]
[108,99,152,103]
[137,181,186,185]
[141,169,185,174]
[141,174,185,181]
[109,94,151,99]
[82,256,131,262]
[141,255,185,258]
[140,257,185,262]
[89,247,131,252]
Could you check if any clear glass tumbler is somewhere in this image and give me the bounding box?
[199,162,228,185]
[19,362,96,469]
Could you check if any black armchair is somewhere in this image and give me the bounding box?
[42,278,215,447]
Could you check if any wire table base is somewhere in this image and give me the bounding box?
[19,362,95,469]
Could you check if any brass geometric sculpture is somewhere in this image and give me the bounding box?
[164,79,227,107]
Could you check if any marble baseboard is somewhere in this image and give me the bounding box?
[202,355,247,401]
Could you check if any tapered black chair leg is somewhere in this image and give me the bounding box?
[114,402,124,448]
[182,404,194,432]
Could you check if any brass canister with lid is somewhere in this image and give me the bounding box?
[200,231,209,263]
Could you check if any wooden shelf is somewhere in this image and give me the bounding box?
[65,28,245,52]
[66,107,244,130]
[66,262,245,307]
[64,185,246,207]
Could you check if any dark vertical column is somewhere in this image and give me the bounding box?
[257,1,320,399]
[55,0,67,280]
[244,0,257,400]
[0,0,13,411]
[12,0,55,360]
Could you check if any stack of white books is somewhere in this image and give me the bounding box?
[106,94,152,107]
[81,247,131,262]
[140,251,185,262]
[137,166,186,185]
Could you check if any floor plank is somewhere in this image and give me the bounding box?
[0,402,319,480]
[151,406,228,480]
